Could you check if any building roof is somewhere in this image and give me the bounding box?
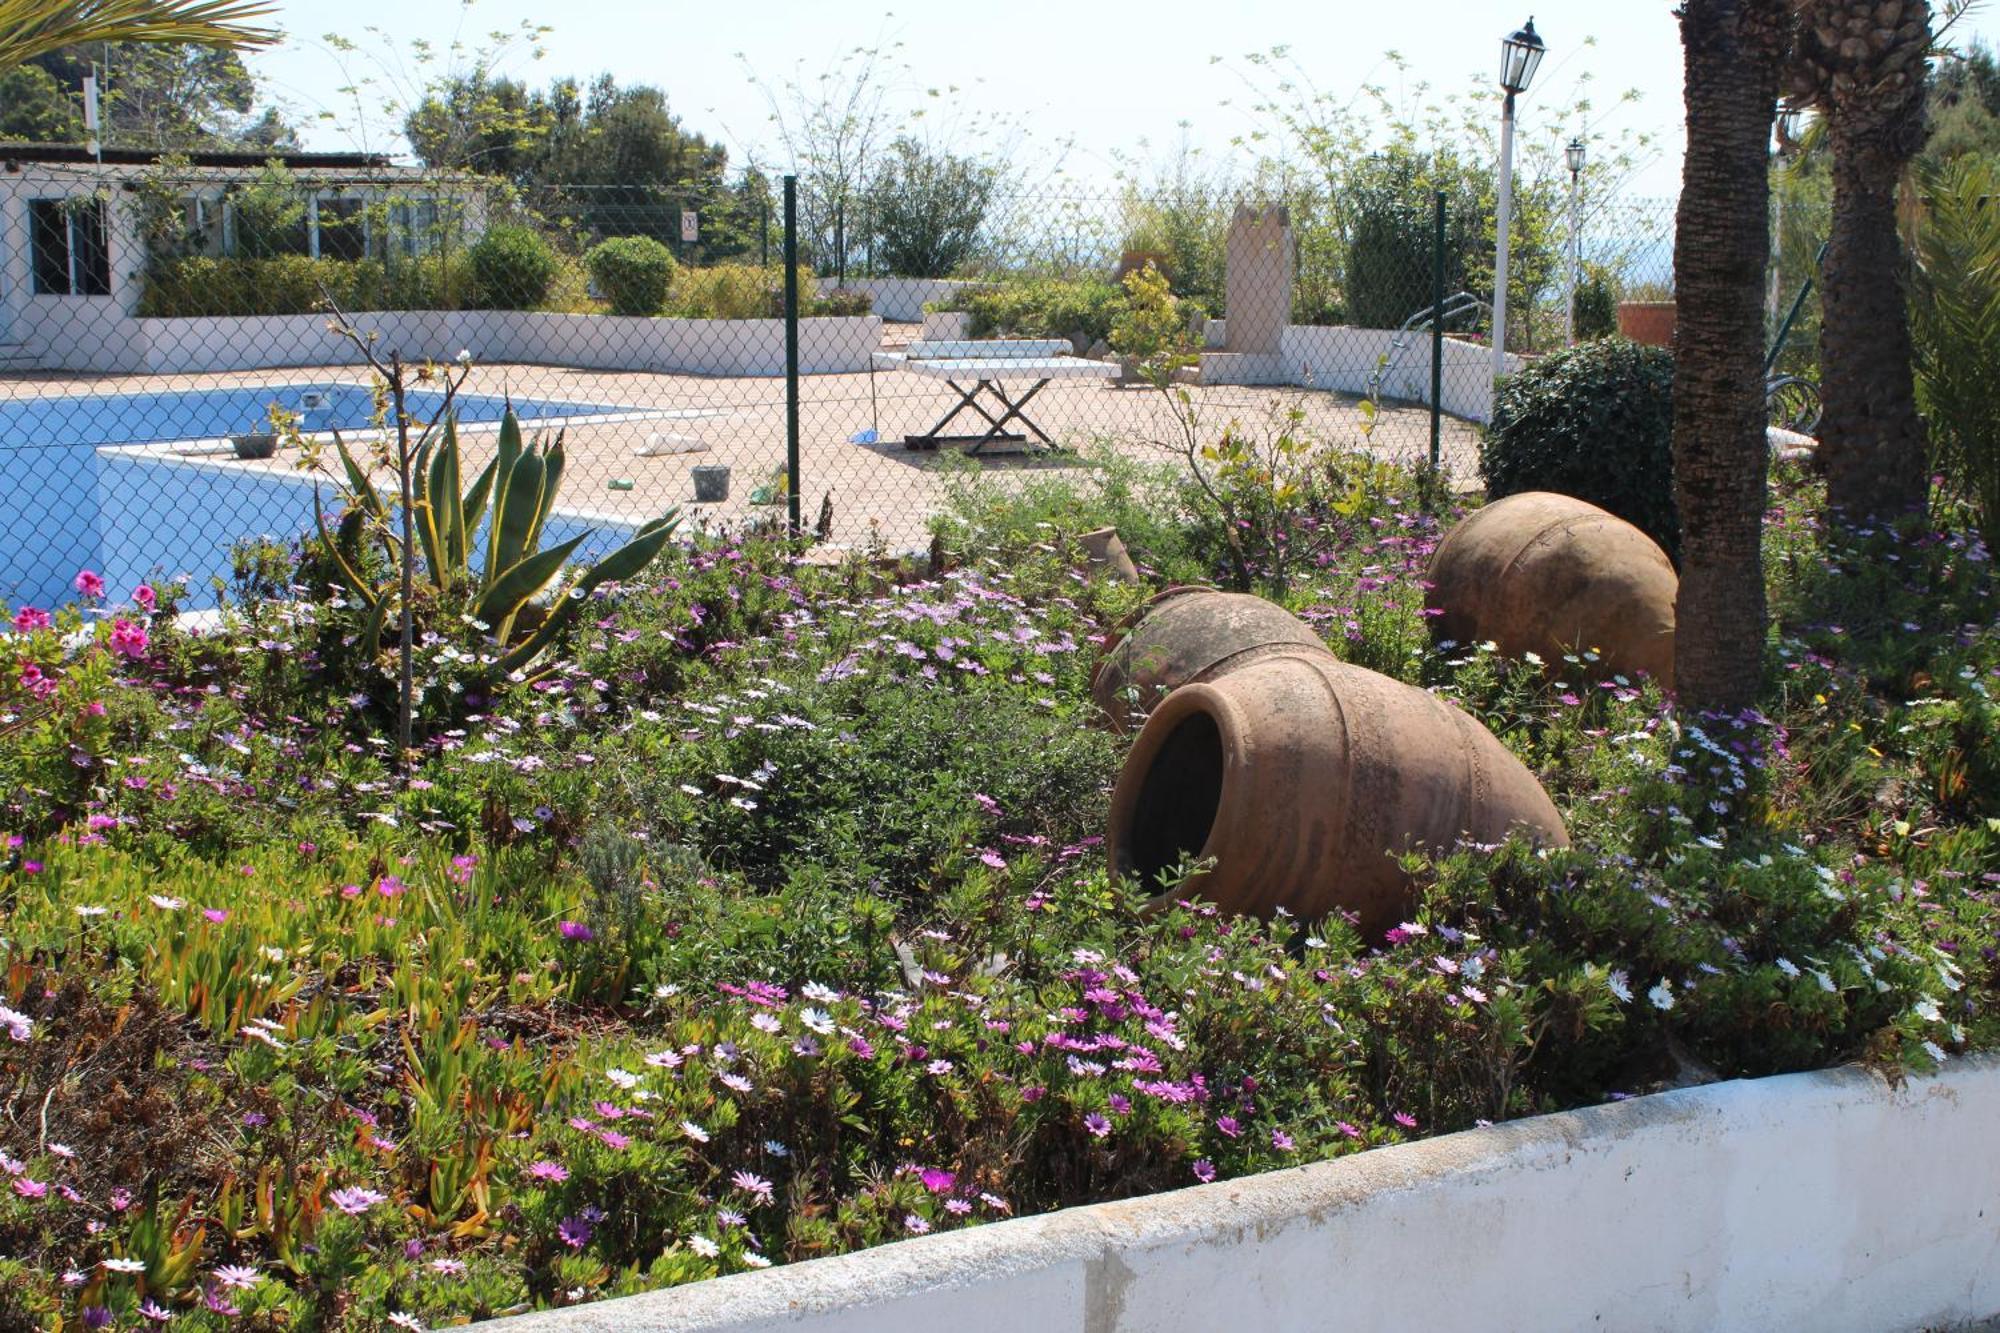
[0,143,406,172]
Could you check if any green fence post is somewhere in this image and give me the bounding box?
[1430,190,1445,473]
[784,176,802,537]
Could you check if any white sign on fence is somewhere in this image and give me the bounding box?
[681,211,699,243]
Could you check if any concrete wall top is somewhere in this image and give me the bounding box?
[491,1056,2000,1333]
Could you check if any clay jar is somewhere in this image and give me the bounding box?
[1427,491,1677,688]
[1106,648,1570,937]
[1090,588,1326,733]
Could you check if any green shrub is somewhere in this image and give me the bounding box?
[1344,149,1485,331]
[1911,157,2000,553]
[956,276,1126,348]
[1573,265,1619,341]
[467,223,559,310]
[818,286,875,317]
[137,253,473,317]
[1482,337,1680,560]
[586,235,677,316]
[670,262,779,318]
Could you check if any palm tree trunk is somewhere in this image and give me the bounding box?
[1672,0,1789,712]
[1817,99,1931,521]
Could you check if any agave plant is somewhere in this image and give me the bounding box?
[315,407,679,678]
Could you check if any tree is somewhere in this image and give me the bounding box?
[0,0,274,70]
[1672,0,1792,711]
[0,61,77,139]
[866,138,995,278]
[1923,39,2000,160]
[1788,0,1934,523]
[31,39,291,148]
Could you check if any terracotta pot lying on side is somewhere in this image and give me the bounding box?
[1105,648,1570,938]
[1089,587,1325,734]
[1427,491,1677,689]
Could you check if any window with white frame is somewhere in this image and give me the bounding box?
[29,197,111,296]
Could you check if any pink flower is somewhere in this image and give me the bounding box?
[1192,1159,1217,1183]
[559,920,594,941]
[11,607,50,633]
[12,1177,47,1199]
[328,1185,386,1215]
[1392,1111,1418,1130]
[1215,1115,1241,1138]
[730,1169,774,1203]
[74,570,104,599]
[1271,1129,1294,1151]
[918,1168,956,1195]
[132,585,157,612]
[1083,1113,1111,1138]
[526,1160,569,1183]
[202,909,228,924]
[108,618,149,659]
[903,1214,930,1234]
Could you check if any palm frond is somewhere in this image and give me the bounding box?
[0,0,278,71]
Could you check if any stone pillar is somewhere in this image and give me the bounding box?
[1223,204,1293,354]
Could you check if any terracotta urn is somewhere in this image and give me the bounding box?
[1427,491,1677,688]
[1106,648,1570,936]
[1090,587,1325,733]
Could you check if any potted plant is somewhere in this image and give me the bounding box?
[691,464,731,503]
[232,402,287,460]
[1615,284,1676,347]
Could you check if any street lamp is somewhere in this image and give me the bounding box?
[1771,104,1804,323]
[1492,16,1546,381]
[1563,138,1586,346]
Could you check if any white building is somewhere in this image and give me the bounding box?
[0,144,485,373]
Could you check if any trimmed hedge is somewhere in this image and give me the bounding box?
[585,235,678,317]
[137,254,474,319]
[467,223,559,310]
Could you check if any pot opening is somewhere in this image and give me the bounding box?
[1120,709,1224,891]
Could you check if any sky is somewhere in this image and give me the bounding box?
[245,0,2000,199]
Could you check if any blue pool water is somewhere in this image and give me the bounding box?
[0,381,624,450]
[0,381,650,613]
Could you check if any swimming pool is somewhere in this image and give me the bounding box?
[0,381,629,450]
[0,381,655,613]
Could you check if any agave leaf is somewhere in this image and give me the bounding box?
[494,512,680,676]
[330,429,388,523]
[491,448,546,579]
[482,408,525,584]
[359,591,394,661]
[428,415,466,585]
[472,532,590,632]
[527,430,565,554]
[313,490,378,609]
[462,455,497,540]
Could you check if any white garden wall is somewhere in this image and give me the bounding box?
[815,276,972,323]
[1200,325,1529,424]
[491,1056,2000,1333]
[40,310,882,377]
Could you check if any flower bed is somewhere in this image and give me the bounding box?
[0,453,1995,1328]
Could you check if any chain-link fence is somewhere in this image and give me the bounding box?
[0,152,1694,614]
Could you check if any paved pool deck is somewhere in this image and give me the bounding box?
[3,336,1482,554]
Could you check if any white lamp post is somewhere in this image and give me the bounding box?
[1771,104,1803,324]
[1564,137,1585,346]
[1492,16,1546,382]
